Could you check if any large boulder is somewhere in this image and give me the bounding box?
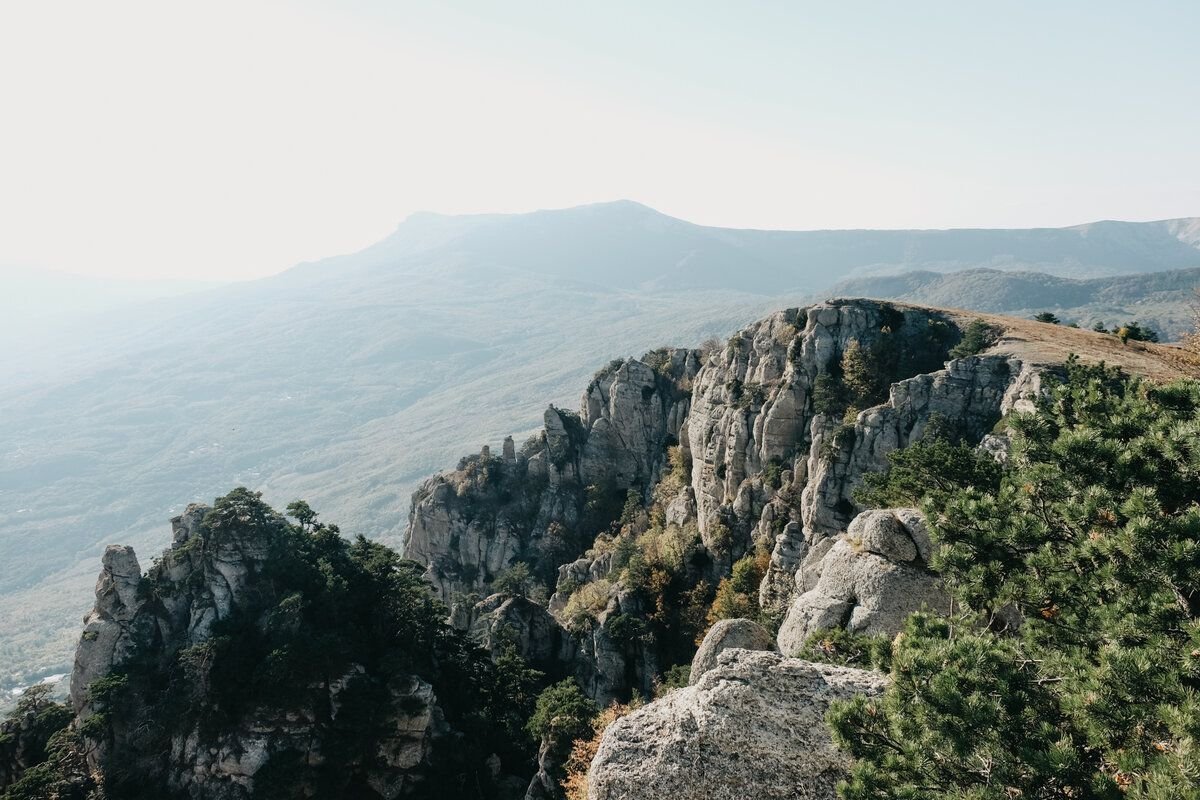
[587,649,887,800]
[688,618,776,684]
[776,509,949,655]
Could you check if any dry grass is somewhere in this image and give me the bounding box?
[969,310,1200,381]
[834,299,1200,381]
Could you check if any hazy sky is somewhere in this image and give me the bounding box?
[2,1,1198,280]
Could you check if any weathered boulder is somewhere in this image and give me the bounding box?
[587,649,887,800]
[468,593,576,679]
[688,618,776,684]
[776,509,949,655]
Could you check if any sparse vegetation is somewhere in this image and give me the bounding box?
[561,701,639,800]
[948,318,1000,358]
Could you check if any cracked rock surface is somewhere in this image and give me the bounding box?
[587,649,887,800]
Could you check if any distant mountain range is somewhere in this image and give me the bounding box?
[830,266,1200,340]
[2,200,1198,692]
[332,201,1200,292]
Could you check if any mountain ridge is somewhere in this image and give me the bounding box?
[3,201,1200,699]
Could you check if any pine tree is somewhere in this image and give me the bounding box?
[830,359,1200,799]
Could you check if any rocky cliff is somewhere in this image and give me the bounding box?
[30,489,536,800]
[10,299,1178,800]
[404,351,700,604]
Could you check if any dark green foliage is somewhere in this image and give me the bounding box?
[479,638,546,754]
[0,725,90,800]
[854,414,1002,508]
[830,615,1101,799]
[0,685,73,795]
[761,456,786,489]
[284,499,318,529]
[811,312,955,421]
[582,480,627,540]
[1092,321,1108,333]
[66,489,542,800]
[537,521,582,585]
[948,318,1000,358]
[547,406,588,467]
[734,382,767,410]
[493,561,535,596]
[619,489,643,526]
[842,339,886,408]
[796,628,893,671]
[526,680,598,743]
[1116,320,1160,343]
[831,360,1200,799]
[812,374,846,416]
[820,423,858,462]
[707,552,768,625]
[656,664,691,694]
[605,614,649,646]
[1034,311,1060,324]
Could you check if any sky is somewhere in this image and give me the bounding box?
[1,1,1198,281]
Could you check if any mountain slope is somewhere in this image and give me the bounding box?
[3,201,1199,693]
[9,300,1196,799]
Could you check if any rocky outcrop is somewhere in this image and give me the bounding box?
[586,649,887,800]
[467,593,576,676]
[776,509,950,655]
[70,544,145,715]
[66,498,459,800]
[688,618,776,684]
[759,355,1042,614]
[404,351,700,603]
[798,355,1037,543]
[683,303,957,547]
[0,688,73,791]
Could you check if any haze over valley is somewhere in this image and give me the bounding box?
[3,200,1199,691]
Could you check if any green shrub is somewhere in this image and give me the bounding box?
[948,319,1000,358]
[795,627,892,670]
[812,374,846,416]
[492,562,534,597]
[526,680,597,743]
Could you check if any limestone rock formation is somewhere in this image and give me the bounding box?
[404,350,700,603]
[70,544,144,715]
[688,618,776,684]
[776,509,950,655]
[65,498,459,799]
[587,649,887,800]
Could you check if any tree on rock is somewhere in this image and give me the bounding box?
[830,358,1200,799]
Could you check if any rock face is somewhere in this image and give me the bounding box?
[404,351,700,603]
[688,618,776,684]
[70,544,145,715]
[776,509,950,655]
[587,649,887,800]
[677,303,1042,615]
[67,501,453,800]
